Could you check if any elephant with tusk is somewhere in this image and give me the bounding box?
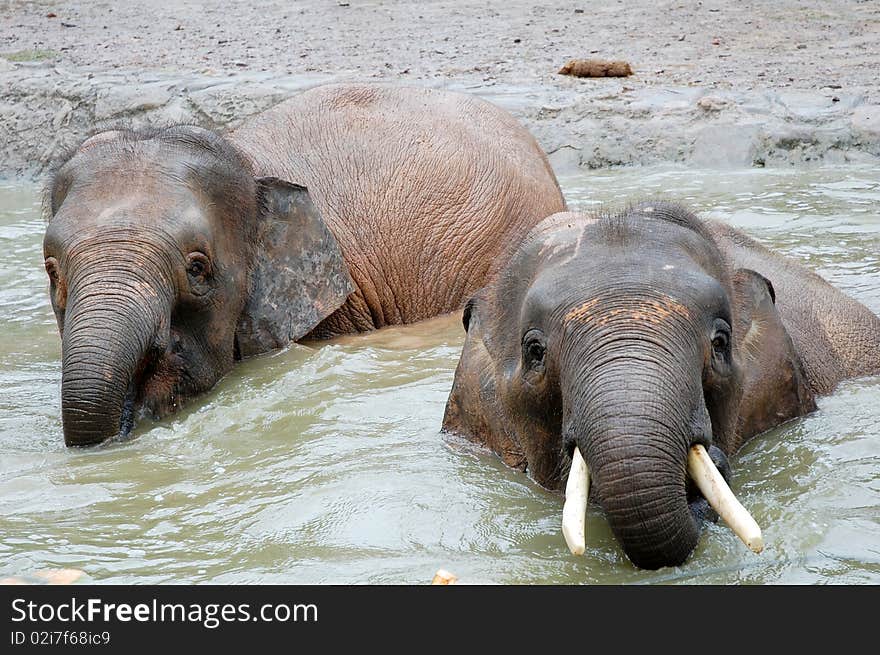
[442,202,880,570]
[43,83,565,447]
[563,443,762,557]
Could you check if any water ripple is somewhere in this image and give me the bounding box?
[1,167,878,584]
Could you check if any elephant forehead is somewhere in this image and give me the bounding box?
[55,183,206,233]
[563,295,693,327]
[90,195,198,222]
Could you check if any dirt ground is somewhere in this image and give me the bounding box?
[4,0,879,92]
[2,0,879,176]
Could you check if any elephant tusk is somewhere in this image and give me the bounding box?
[562,446,590,556]
[687,444,764,554]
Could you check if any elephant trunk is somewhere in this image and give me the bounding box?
[60,240,174,446]
[562,336,703,569]
[585,425,698,570]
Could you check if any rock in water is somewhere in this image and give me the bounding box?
[558,59,633,77]
[431,569,458,585]
[0,569,85,585]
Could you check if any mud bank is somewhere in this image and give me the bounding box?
[2,0,879,178]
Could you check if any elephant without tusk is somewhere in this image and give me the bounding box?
[43,83,565,447]
[442,202,880,570]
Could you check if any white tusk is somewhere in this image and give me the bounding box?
[687,444,764,554]
[562,446,590,556]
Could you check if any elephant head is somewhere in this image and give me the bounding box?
[44,126,354,446]
[443,203,815,569]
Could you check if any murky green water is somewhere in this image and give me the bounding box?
[1,166,878,584]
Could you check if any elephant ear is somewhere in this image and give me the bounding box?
[731,268,816,444]
[442,294,526,471]
[235,177,355,358]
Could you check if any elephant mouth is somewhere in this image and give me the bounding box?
[98,368,167,447]
[80,381,138,448]
[100,351,187,446]
[117,381,137,441]
[561,444,764,563]
[130,349,192,425]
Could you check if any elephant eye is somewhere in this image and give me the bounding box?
[527,341,545,361]
[186,252,212,294]
[462,297,476,332]
[44,257,60,284]
[522,329,547,370]
[186,252,211,280]
[711,320,731,357]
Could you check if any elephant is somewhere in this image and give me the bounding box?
[442,202,880,570]
[43,83,565,447]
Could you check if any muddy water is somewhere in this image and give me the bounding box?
[1,166,878,584]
